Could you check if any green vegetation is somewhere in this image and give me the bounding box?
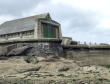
[102,65,110,69]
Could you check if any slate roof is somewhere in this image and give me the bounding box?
[0,13,50,35]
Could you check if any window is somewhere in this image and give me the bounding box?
[22,32,27,36]
[0,35,3,38]
[22,30,34,36]
[28,30,34,35]
[42,23,59,38]
[30,30,34,35]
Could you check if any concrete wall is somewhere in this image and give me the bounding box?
[64,49,110,66]
[0,46,7,56]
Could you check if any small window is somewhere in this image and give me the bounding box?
[23,32,27,36]
[0,35,2,38]
[30,31,33,35]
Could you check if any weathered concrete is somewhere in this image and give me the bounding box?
[64,46,110,66]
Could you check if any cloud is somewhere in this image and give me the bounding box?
[24,2,103,43]
[0,15,15,24]
[0,0,50,16]
[0,0,110,43]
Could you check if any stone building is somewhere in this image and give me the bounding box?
[0,13,62,41]
[0,13,63,57]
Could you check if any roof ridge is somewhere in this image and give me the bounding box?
[6,13,49,23]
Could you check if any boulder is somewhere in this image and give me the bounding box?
[17,66,41,73]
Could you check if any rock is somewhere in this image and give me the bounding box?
[57,66,70,72]
[37,57,46,62]
[42,56,60,62]
[24,56,39,63]
[17,66,41,73]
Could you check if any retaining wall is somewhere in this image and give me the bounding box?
[64,47,110,66]
[0,40,63,57]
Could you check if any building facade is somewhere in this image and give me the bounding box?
[0,13,62,41]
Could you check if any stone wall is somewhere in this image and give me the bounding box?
[0,40,63,57]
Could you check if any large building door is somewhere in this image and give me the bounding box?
[42,23,58,38]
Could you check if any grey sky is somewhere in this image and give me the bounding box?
[0,0,49,16]
[0,0,110,44]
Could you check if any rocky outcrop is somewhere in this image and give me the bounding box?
[7,46,32,56]
[0,57,110,84]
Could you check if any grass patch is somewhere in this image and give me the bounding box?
[101,65,110,69]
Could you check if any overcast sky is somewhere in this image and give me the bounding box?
[0,0,110,44]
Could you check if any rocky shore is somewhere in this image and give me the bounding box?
[0,56,110,84]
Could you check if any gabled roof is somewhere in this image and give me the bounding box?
[0,13,50,35]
